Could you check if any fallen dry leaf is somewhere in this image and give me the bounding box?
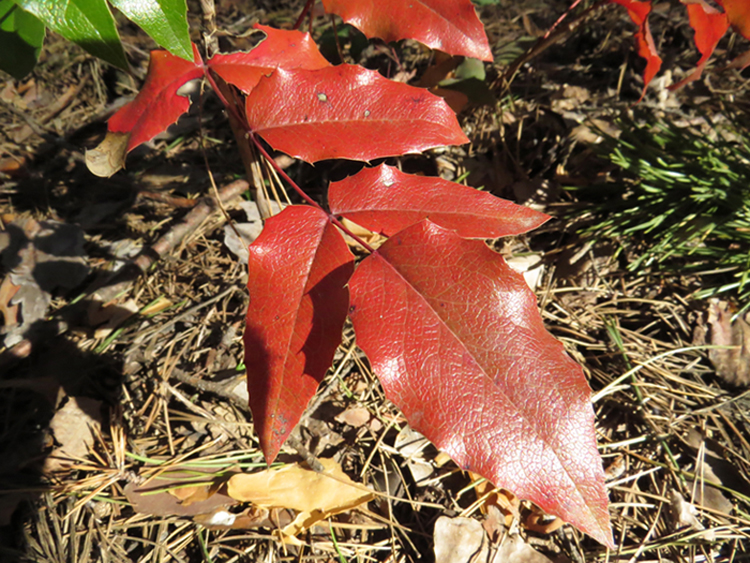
[434,516,488,563]
[669,489,714,541]
[494,535,554,563]
[226,457,374,538]
[684,428,741,516]
[394,426,435,484]
[124,464,235,517]
[1,217,90,347]
[334,406,372,428]
[85,132,129,178]
[194,505,296,529]
[707,299,750,385]
[43,396,102,474]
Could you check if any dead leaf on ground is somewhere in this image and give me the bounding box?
[707,299,750,385]
[85,132,129,178]
[193,505,295,530]
[494,535,555,563]
[1,217,90,347]
[339,217,385,249]
[224,200,284,263]
[434,516,488,563]
[472,473,519,526]
[335,406,372,428]
[43,396,102,474]
[669,489,714,541]
[684,428,742,516]
[394,426,435,484]
[124,467,236,518]
[226,457,374,539]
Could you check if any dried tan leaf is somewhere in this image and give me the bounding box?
[433,516,488,563]
[43,396,102,474]
[193,506,295,530]
[495,535,554,563]
[707,299,750,385]
[669,489,714,541]
[85,132,129,178]
[226,458,374,538]
[339,217,385,248]
[335,406,371,428]
[395,426,434,484]
[124,467,234,517]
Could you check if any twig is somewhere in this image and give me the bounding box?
[199,0,219,58]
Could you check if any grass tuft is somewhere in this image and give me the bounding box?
[569,117,750,304]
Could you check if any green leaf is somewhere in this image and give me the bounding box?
[109,0,191,61]
[0,0,44,79]
[12,0,128,70]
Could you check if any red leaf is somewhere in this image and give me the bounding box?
[108,45,203,153]
[717,0,750,39]
[243,205,354,462]
[207,24,330,93]
[244,65,469,163]
[671,1,729,90]
[611,0,663,101]
[321,0,492,61]
[328,164,549,238]
[348,221,613,547]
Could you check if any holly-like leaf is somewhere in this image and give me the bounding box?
[611,0,662,100]
[244,65,469,163]
[0,0,44,79]
[209,24,330,93]
[671,0,729,90]
[107,44,203,153]
[244,206,354,463]
[100,26,332,164]
[328,164,549,238]
[321,0,492,61]
[14,0,128,70]
[109,0,192,62]
[717,0,750,39]
[348,221,613,547]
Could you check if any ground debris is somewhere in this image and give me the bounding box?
[707,299,750,386]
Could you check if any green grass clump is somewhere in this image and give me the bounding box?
[569,117,750,304]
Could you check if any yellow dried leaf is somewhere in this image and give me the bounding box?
[85,132,129,178]
[226,458,374,538]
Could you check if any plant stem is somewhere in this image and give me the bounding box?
[293,0,316,30]
[247,134,378,254]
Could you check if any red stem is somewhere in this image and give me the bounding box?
[248,135,377,254]
[293,0,316,30]
[544,0,583,39]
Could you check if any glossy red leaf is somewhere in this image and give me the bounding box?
[244,205,354,462]
[717,0,750,39]
[321,0,492,61]
[328,164,549,238]
[208,24,330,93]
[244,65,469,163]
[108,44,203,152]
[611,0,662,100]
[671,1,729,89]
[348,221,613,547]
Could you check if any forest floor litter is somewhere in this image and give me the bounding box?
[1,0,750,561]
